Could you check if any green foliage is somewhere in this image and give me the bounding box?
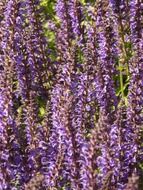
[40,0,56,20]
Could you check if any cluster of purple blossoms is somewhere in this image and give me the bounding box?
[0,0,143,189]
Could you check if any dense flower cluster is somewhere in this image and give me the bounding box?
[0,0,142,189]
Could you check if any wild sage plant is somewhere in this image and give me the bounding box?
[0,0,142,189]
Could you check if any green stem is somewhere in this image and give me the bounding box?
[119,61,124,98]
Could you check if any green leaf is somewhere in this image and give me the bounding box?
[39,107,45,117]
